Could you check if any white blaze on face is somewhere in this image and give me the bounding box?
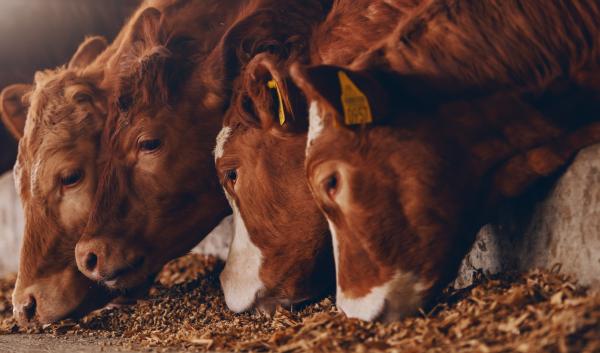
[328,220,341,282]
[214,124,265,313]
[327,220,428,322]
[29,157,43,198]
[214,126,232,161]
[219,190,265,313]
[306,101,324,152]
[12,158,24,196]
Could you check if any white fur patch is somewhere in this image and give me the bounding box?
[12,159,23,196]
[328,220,427,322]
[214,126,232,161]
[328,220,341,280]
[29,158,42,198]
[306,101,324,152]
[219,191,265,313]
[335,271,425,322]
[191,215,233,261]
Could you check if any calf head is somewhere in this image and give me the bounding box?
[215,54,334,313]
[293,65,472,322]
[76,7,230,290]
[294,65,600,322]
[0,37,112,325]
[77,0,333,296]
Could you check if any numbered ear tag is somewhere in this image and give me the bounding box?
[267,79,286,126]
[338,71,373,125]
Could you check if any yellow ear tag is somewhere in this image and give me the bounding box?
[267,79,286,126]
[338,71,373,125]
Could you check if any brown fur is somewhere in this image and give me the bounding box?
[0,1,180,324]
[356,0,600,92]
[297,65,600,320]
[215,0,420,310]
[310,0,421,65]
[4,35,116,325]
[77,0,332,292]
[219,0,600,318]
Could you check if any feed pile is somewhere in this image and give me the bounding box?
[1,254,598,352]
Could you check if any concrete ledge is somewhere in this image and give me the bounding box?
[457,144,600,288]
[0,171,22,276]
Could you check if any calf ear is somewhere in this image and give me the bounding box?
[0,84,32,140]
[233,54,308,134]
[290,64,390,128]
[68,36,108,69]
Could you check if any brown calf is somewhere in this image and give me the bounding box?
[74,0,332,292]
[215,56,333,312]
[214,0,419,313]
[0,36,114,325]
[295,65,600,322]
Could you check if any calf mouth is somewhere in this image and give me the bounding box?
[13,282,113,326]
[102,256,146,290]
[255,293,315,315]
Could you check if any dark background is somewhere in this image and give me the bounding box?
[0,0,141,173]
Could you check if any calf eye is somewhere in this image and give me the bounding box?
[139,139,162,152]
[225,169,238,185]
[74,92,92,104]
[323,173,339,199]
[60,170,83,187]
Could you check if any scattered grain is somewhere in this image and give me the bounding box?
[0,254,598,352]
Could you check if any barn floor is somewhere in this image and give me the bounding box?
[0,255,599,353]
[0,335,139,353]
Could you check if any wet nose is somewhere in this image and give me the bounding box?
[13,295,36,324]
[75,240,103,281]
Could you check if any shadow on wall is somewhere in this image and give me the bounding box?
[0,0,141,173]
[0,128,16,175]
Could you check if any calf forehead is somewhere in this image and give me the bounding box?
[30,68,101,123]
[19,110,101,202]
[25,89,101,156]
[25,112,98,161]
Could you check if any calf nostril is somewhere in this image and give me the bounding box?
[84,252,98,272]
[23,295,36,321]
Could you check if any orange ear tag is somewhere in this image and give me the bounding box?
[338,71,373,125]
[267,79,286,126]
